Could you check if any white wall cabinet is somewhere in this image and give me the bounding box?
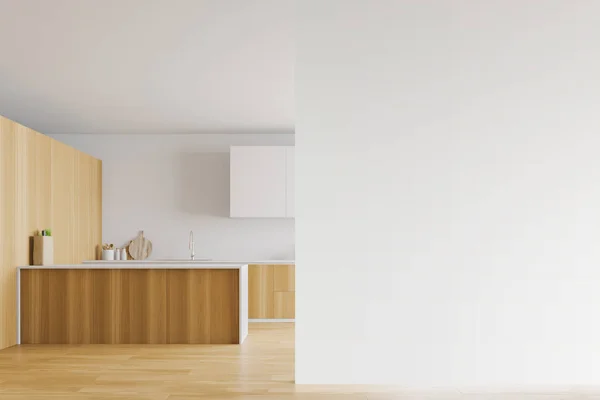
[230,146,294,218]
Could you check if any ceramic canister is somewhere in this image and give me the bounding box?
[102,249,115,261]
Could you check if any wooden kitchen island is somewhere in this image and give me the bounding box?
[17,263,248,345]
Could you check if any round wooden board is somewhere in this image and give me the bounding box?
[128,231,152,260]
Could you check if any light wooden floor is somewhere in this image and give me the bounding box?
[0,323,597,399]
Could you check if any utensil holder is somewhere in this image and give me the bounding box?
[33,236,54,266]
[102,249,115,261]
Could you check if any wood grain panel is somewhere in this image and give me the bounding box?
[19,268,48,344]
[21,269,239,344]
[13,124,28,268]
[123,270,167,344]
[90,158,102,260]
[0,114,102,350]
[273,265,295,292]
[51,140,75,264]
[274,292,295,319]
[166,270,210,344]
[21,269,93,344]
[249,264,295,320]
[35,133,52,235]
[28,132,52,264]
[74,152,86,263]
[0,117,17,349]
[91,269,113,343]
[209,270,239,344]
[46,270,68,343]
[248,265,274,319]
[64,269,94,343]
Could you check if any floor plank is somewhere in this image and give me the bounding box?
[0,323,596,399]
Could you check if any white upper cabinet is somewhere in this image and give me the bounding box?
[230,146,293,218]
[285,147,294,218]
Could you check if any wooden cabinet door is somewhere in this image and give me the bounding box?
[273,265,295,292]
[249,264,295,320]
[274,265,295,319]
[248,265,274,318]
[274,292,295,319]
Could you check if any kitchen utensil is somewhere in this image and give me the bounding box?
[128,231,152,260]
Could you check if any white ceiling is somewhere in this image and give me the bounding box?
[0,0,293,135]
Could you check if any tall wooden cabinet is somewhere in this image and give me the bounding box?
[0,115,102,350]
[248,264,295,319]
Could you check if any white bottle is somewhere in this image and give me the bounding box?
[121,248,127,260]
[114,248,121,260]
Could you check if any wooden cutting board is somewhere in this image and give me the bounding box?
[128,231,152,260]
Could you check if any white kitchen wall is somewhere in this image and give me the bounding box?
[51,133,295,260]
[297,0,600,387]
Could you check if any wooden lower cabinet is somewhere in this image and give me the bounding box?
[20,269,240,344]
[274,265,295,291]
[248,264,295,319]
[248,265,274,318]
[274,292,295,319]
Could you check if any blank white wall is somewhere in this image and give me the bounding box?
[297,0,600,387]
[52,133,295,260]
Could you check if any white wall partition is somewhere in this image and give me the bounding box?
[296,0,600,387]
[285,147,295,218]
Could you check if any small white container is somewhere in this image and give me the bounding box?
[102,249,115,261]
[114,249,121,261]
[33,236,54,266]
[120,248,128,260]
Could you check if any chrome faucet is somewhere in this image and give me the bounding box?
[189,230,195,260]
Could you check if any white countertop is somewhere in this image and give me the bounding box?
[82,259,295,265]
[209,260,295,264]
[19,262,248,270]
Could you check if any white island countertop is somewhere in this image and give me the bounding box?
[82,259,295,265]
[19,262,248,269]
